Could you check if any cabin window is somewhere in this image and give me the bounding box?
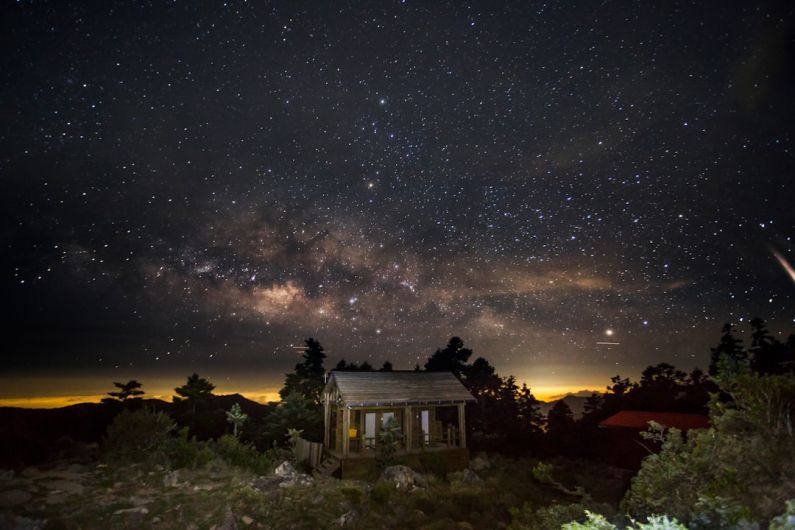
[382,411,395,425]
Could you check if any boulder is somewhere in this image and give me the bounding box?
[449,469,482,484]
[278,473,314,488]
[381,465,427,490]
[274,461,296,478]
[469,456,490,472]
[0,514,44,530]
[0,490,33,508]
[163,470,180,488]
[333,510,358,527]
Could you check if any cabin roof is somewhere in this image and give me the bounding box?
[599,410,710,431]
[323,371,476,408]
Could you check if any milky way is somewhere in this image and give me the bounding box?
[2,1,794,395]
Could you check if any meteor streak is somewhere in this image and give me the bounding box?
[771,248,795,284]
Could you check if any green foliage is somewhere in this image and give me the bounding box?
[532,461,554,483]
[225,403,248,437]
[261,392,323,445]
[769,499,795,530]
[561,512,689,530]
[167,427,214,469]
[622,371,795,528]
[213,434,273,474]
[376,416,401,469]
[509,502,591,530]
[370,480,393,504]
[340,486,364,506]
[103,407,175,459]
[419,450,449,478]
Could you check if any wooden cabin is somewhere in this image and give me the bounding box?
[320,371,476,478]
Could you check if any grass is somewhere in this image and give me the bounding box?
[0,450,629,529]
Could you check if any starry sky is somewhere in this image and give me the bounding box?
[2,1,794,406]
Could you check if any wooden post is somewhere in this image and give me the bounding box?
[457,402,466,449]
[323,394,330,448]
[342,407,350,457]
[404,406,412,452]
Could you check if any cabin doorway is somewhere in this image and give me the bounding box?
[364,412,377,449]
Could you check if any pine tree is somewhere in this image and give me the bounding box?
[103,380,145,404]
[424,336,472,378]
[280,338,327,405]
[709,323,747,376]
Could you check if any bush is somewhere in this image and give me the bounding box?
[562,512,688,530]
[419,451,448,479]
[103,407,175,459]
[340,486,364,506]
[622,371,795,528]
[166,427,214,469]
[370,480,393,504]
[509,503,592,530]
[213,434,273,474]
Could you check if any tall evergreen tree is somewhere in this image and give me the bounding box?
[280,338,327,405]
[709,323,747,376]
[424,336,472,378]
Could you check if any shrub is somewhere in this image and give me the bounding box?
[622,371,795,528]
[213,434,273,474]
[562,512,688,530]
[370,480,393,504]
[166,427,214,469]
[340,486,364,506]
[419,451,448,479]
[509,503,592,530]
[103,407,175,460]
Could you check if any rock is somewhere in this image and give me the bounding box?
[193,483,217,491]
[218,507,238,530]
[381,465,427,490]
[241,515,254,526]
[250,475,284,491]
[112,507,149,516]
[0,489,33,508]
[164,470,180,487]
[278,473,314,488]
[66,463,87,474]
[274,461,296,478]
[449,469,482,484]
[456,522,475,530]
[0,514,44,530]
[44,479,84,495]
[333,510,358,527]
[0,469,14,481]
[469,456,490,472]
[20,467,40,478]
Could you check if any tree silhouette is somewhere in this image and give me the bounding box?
[709,323,747,376]
[262,392,323,444]
[424,336,472,378]
[280,338,327,405]
[174,373,215,403]
[379,361,393,371]
[103,380,144,404]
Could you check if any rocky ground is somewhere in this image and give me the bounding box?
[0,455,628,530]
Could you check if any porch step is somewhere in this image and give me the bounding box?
[313,455,341,477]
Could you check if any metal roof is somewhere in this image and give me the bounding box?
[324,371,476,407]
[599,410,710,430]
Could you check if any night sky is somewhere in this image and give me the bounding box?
[2,1,794,405]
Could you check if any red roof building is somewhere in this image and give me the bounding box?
[599,410,710,431]
[597,410,710,468]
